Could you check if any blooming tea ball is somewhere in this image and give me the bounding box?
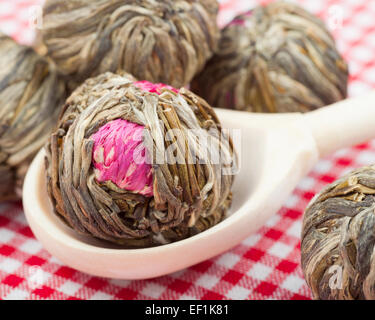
[45,72,235,247]
[41,0,220,88]
[0,33,67,201]
[301,166,375,299]
[191,1,348,113]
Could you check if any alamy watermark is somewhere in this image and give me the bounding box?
[29,5,43,30]
[27,265,45,290]
[328,265,343,290]
[130,125,241,176]
[327,5,344,31]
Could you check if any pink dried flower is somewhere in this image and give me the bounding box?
[134,80,179,95]
[91,119,153,197]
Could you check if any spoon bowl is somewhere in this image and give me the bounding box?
[23,92,375,279]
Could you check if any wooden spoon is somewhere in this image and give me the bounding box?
[22,92,375,279]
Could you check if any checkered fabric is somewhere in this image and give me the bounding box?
[0,0,374,300]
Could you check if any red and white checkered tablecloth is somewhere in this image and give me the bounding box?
[0,0,374,300]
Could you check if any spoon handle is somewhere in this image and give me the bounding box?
[304,91,375,158]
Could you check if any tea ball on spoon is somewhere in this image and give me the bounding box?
[191,1,348,113]
[45,72,235,247]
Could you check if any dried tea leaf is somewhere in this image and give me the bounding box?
[191,1,348,113]
[41,0,220,88]
[0,32,67,201]
[301,165,375,300]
